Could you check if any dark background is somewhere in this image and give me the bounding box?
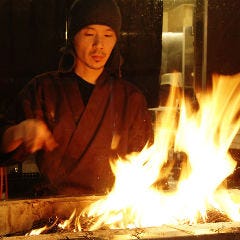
[0,0,163,110]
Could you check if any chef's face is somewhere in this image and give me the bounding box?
[73,24,117,71]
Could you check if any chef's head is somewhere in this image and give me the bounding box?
[59,0,122,75]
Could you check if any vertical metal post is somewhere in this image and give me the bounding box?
[201,0,208,91]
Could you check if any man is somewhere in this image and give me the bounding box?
[0,0,153,195]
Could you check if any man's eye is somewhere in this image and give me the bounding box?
[105,34,113,37]
[85,33,94,36]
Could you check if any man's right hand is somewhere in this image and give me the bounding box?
[1,119,58,153]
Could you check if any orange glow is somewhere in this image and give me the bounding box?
[26,73,240,234]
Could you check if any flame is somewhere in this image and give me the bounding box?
[27,73,240,235]
[26,225,48,236]
[79,73,240,230]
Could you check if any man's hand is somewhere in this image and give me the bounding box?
[1,119,58,153]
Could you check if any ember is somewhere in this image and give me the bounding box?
[25,208,231,235]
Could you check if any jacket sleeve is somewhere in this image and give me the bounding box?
[0,77,43,165]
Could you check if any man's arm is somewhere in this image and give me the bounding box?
[1,119,58,154]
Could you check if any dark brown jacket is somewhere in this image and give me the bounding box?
[1,70,153,195]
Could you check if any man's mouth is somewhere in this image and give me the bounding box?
[92,55,105,62]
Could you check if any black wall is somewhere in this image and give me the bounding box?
[117,0,163,107]
[0,0,70,110]
[207,0,240,87]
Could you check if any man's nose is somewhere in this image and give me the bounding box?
[93,35,104,48]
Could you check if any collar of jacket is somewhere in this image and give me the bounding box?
[58,69,117,88]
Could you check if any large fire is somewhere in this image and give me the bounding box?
[27,73,240,235]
